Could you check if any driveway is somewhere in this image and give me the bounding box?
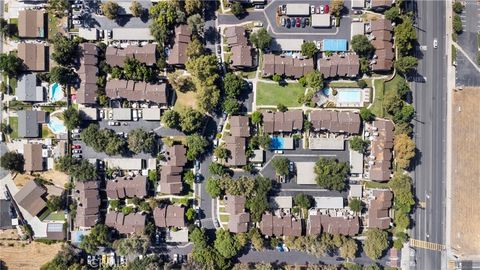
[95,119,184,137]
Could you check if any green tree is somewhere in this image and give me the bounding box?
[395,56,418,74]
[393,103,415,124]
[364,263,382,270]
[109,199,120,210]
[101,1,120,20]
[209,163,228,176]
[149,2,177,45]
[453,1,463,13]
[271,157,289,176]
[123,57,156,82]
[384,6,400,21]
[214,229,241,259]
[349,136,369,153]
[161,110,181,129]
[360,57,370,73]
[231,2,246,16]
[168,71,196,93]
[62,107,80,130]
[214,146,230,161]
[0,152,24,172]
[223,73,246,98]
[129,1,144,17]
[394,133,416,170]
[185,0,203,15]
[304,70,324,90]
[397,79,411,100]
[187,14,205,37]
[180,108,204,134]
[197,84,221,113]
[364,229,389,260]
[272,74,282,82]
[40,245,81,270]
[277,103,288,112]
[223,98,241,115]
[357,79,368,88]
[128,129,156,154]
[251,111,263,126]
[340,238,358,259]
[389,173,415,213]
[301,41,318,58]
[0,52,24,78]
[46,195,63,211]
[114,234,150,256]
[350,35,375,57]
[348,198,362,213]
[249,28,272,51]
[314,158,350,191]
[394,19,417,56]
[453,14,463,34]
[186,134,209,160]
[49,66,75,85]
[360,107,375,122]
[384,95,404,116]
[186,54,219,86]
[46,0,69,18]
[79,224,111,253]
[330,0,344,16]
[394,122,413,136]
[294,194,313,209]
[51,34,79,66]
[249,228,264,250]
[206,178,222,197]
[245,176,272,222]
[187,38,205,60]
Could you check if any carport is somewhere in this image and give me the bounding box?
[286,4,310,16]
[311,14,331,28]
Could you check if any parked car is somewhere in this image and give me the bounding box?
[316,6,320,14]
[302,18,306,28]
[254,5,264,9]
[274,150,284,154]
[288,161,295,172]
[277,6,283,16]
[73,154,82,159]
[305,18,310,27]
[133,110,139,121]
[254,21,263,27]
[216,44,221,54]
[99,110,104,119]
[335,257,345,262]
[353,10,363,15]
[72,128,81,134]
[286,18,291,28]
[320,5,324,13]
[72,149,82,154]
[108,121,116,126]
[138,110,142,118]
[195,160,201,172]
[281,17,286,26]
[195,173,202,183]
[281,4,286,14]
[72,19,81,25]
[295,17,301,27]
[72,144,81,149]
[310,5,315,14]
[173,254,179,263]
[324,4,329,13]
[108,110,113,119]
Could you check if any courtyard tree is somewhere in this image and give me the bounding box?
[62,107,80,130]
[0,152,24,172]
[130,1,144,17]
[187,14,205,37]
[384,6,400,21]
[348,198,362,213]
[350,35,375,57]
[167,71,196,93]
[186,134,209,160]
[249,28,272,51]
[51,34,79,66]
[304,70,324,90]
[349,136,369,154]
[301,41,318,58]
[0,52,24,78]
[395,56,418,74]
[223,98,241,115]
[186,54,219,85]
[180,108,204,134]
[340,238,358,260]
[187,38,205,60]
[231,2,246,17]
[49,66,75,85]
[206,178,222,197]
[79,224,111,253]
[46,0,69,18]
[101,1,120,20]
[114,234,150,256]
[214,229,242,259]
[394,19,418,56]
[161,110,181,129]
[364,229,389,260]
[149,1,177,45]
[251,111,263,126]
[314,158,350,191]
[249,228,265,250]
[214,146,230,162]
[197,84,221,113]
[128,129,156,154]
[223,72,246,99]
[271,156,289,176]
[185,0,203,15]
[394,134,416,170]
[294,194,313,210]
[360,107,375,122]
[330,0,344,16]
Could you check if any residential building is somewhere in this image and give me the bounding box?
[224,116,250,167]
[77,43,99,104]
[225,26,248,47]
[263,110,304,134]
[225,195,250,233]
[106,44,156,67]
[74,181,100,228]
[159,145,187,195]
[18,10,46,38]
[46,223,66,240]
[18,43,47,71]
[368,19,395,71]
[167,25,191,67]
[105,79,169,106]
[262,54,314,78]
[105,175,148,199]
[307,212,360,236]
[367,189,393,229]
[224,26,254,69]
[23,143,44,172]
[310,110,361,134]
[16,73,45,102]
[370,0,394,11]
[318,54,360,78]
[369,119,394,181]
[153,205,186,228]
[105,211,146,234]
[13,180,47,217]
[260,213,302,237]
[17,110,47,138]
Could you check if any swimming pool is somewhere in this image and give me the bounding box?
[48,117,67,134]
[337,89,362,103]
[270,137,285,149]
[322,87,332,96]
[49,83,64,102]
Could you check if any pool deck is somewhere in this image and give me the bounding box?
[315,88,370,108]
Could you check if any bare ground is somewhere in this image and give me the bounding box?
[0,241,62,270]
[451,87,480,257]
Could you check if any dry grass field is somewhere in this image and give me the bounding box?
[451,87,480,257]
[0,241,62,270]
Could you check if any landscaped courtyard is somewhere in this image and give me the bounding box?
[256,81,305,107]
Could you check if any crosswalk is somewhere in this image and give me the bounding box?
[410,239,446,251]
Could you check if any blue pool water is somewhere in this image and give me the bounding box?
[48,118,67,134]
[49,83,64,102]
[270,137,285,150]
[337,89,362,103]
[322,87,332,96]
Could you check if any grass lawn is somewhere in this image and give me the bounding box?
[237,70,257,79]
[174,91,197,111]
[370,79,385,117]
[364,180,389,189]
[256,81,305,107]
[38,209,52,221]
[44,211,66,221]
[42,125,55,139]
[329,81,362,88]
[9,77,17,95]
[8,116,18,139]
[219,214,230,223]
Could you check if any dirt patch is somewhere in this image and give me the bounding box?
[0,241,62,270]
[12,174,35,188]
[0,229,19,240]
[451,87,480,257]
[38,170,69,188]
[174,91,198,111]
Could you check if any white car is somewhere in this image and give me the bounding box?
[433,39,438,49]
[99,110,104,119]
[108,121,115,126]
[320,5,324,13]
[254,21,263,27]
[310,5,315,14]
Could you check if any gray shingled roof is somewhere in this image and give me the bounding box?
[16,74,44,102]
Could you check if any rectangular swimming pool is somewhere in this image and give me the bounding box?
[337,89,362,103]
[270,137,294,150]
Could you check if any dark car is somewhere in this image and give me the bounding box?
[301,18,306,28]
[335,257,345,261]
[286,18,291,28]
[296,17,301,27]
[288,161,295,172]
[305,18,310,26]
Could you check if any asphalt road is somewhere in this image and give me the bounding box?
[411,0,447,269]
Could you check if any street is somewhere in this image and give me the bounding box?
[411,0,447,269]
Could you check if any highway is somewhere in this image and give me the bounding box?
[411,0,447,269]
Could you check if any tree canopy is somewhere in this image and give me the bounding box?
[249,28,272,51]
[271,156,289,176]
[149,2,178,45]
[384,6,400,21]
[129,1,144,17]
[101,1,120,20]
[186,134,209,160]
[224,73,246,99]
[0,152,24,172]
[128,129,156,154]
[49,66,75,85]
[294,194,313,209]
[0,52,24,78]
[304,70,324,90]
[301,41,318,58]
[394,19,417,56]
[55,156,97,181]
[187,38,205,60]
[62,107,80,130]
[114,234,150,256]
[314,158,350,191]
[161,109,181,129]
[395,56,418,74]
[168,71,196,93]
[79,224,111,253]
[51,34,79,66]
[360,107,375,122]
[187,14,205,37]
[80,124,127,156]
[180,108,204,134]
[46,0,69,18]
[185,0,203,15]
[348,198,362,213]
[350,35,375,57]
[349,136,369,154]
[231,2,246,16]
[330,0,344,16]
[394,133,416,170]
[364,229,389,260]
[214,229,242,259]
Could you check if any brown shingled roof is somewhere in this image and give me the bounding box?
[167,25,191,66]
[18,10,45,38]
[369,120,394,181]
[105,176,147,199]
[14,180,46,217]
[106,79,168,105]
[230,116,250,137]
[23,143,43,172]
[153,205,186,228]
[105,211,146,234]
[310,110,361,134]
[368,189,393,229]
[224,135,247,166]
[308,214,359,236]
[18,43,47,71]
[260,213,302,237]
[262,110,303,134]
[106,44,156,66]
[262,54,314,79]
[74,181,100,228]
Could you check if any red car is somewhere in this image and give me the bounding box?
[296,17,301,27]
[72,144,81,149]
[324,4,329,13]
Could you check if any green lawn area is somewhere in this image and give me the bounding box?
[38,209,52,221]
[47,13,59,39]
[44,211,66,221]
[219,214,230,223]
[329,81,362,88]
[364,180,389,189]
[256,81,305,107]
[42,125,55,138]
[8,116,18,139]
[452,45,457,65]
[369,79,385,117]
[9,77,17,94]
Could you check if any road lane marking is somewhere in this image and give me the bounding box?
[409,239,445,251]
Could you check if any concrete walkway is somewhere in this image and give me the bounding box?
[452,42,480,73]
